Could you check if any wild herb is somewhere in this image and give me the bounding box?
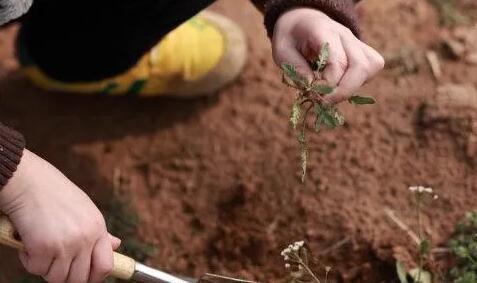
[281,43,376,182]
[281,241,331,283]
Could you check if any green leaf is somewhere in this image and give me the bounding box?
[312,42,330,72]
[409,268,432,283]
[321,110,338,129]
[419,239,431,255]
[311,84,334,95]
[396,262,409,283]
[282,63,298,79]
[290,101,301,130]
[281,63,307,88]
[315,112,324,132]
[348,95,376,105]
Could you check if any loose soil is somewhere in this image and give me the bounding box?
[1,0,477,282]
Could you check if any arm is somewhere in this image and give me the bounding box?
[0,145,121,283]
[2,3,120,281]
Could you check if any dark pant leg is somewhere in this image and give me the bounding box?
[20,0,214,82]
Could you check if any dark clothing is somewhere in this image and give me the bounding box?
[257,0,361,38]
[21,0,215,82]
[0,0,361,189]
[0,125,25,188]
[21,0,361,82]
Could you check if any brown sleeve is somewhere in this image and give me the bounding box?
[251,0,361,38]
[0,123,25,189]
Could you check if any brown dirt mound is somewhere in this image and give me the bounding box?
[1,0,477,282]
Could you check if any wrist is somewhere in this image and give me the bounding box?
[274,7,330,33]
[263,0,360,38]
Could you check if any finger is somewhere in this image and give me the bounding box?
[20,251,54,277]
[309,34,347,86]
[89,236,115,283]
[108,234,121,250]
[360,41,385,78]
[325,36,371,104]
[43,256,72,283]
[273,40,314,83]
[66,249,93,283]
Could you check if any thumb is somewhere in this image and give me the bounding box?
[108,234,121,250]
[274,45,314,83]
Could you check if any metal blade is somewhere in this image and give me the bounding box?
[132,262,197,283]
[198,273,258,283]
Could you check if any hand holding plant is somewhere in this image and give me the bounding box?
[281,43,377,182]
[272,8,385,104]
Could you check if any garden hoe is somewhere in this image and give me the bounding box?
[0,215,256,283]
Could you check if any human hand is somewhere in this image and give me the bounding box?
[272,8,385,104]
[0,150,121,283]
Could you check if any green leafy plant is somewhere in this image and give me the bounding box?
[281,241,332,283]
[396,186,438,283]
[281,43,376,182]
[448,212,477,283]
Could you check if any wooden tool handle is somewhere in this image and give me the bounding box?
[0,215,136,280]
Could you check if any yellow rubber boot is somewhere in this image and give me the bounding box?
[23,11,247,96]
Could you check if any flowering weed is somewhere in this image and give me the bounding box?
[396,186,438,283]
[281,241,331,283]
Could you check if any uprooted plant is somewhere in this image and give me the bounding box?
[281,241,332,283]
[281,43,376,182]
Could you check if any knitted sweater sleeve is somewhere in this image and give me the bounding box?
[0,1,30,189]
[251,0,362,38]
[0,124,25,189]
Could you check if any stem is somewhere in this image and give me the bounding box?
[416,194,423,283]
[300,98,313,106]
[297,258,321,283]
[301,103,314,134]
[324,269,330,283]
[466,254,477,265]
[311,92,327,104]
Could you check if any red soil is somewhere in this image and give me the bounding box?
[1,0,477,282]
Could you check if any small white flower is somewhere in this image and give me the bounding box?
[292,245,299,251]
[424,187,433,193]
[284,255,289,261]
[433,194,439,200]
[409,185,434,195]
[285,263,291,269]
[297,241,305,247]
